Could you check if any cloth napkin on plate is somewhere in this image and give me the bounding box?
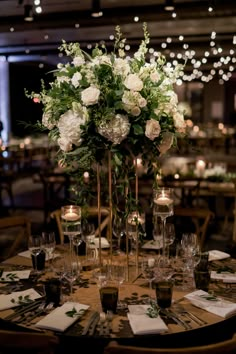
[127,305,168,335]
[184,289,236,318]
[35,302,89,332]
[0,288,42,311]
[208,250,230,262]
[0,270,31,282]
[211,271,236,283]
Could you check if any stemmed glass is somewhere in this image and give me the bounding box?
[153,188,174,266]
[28,234,42,274]
[165,223,176,259]
[82,222,96,264]
[41,231,56,270]
[63,254,80,300]
[127,211,145,256]
[113,214,125,255]
[61,205,81,262]
[141,257,156,289]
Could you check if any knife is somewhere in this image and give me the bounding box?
[4,299,43,321]
[81,311,100,336]
[161,309,192,330]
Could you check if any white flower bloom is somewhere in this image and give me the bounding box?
[42,111,54,130]
[58,136,72,152]
[56,76,70,85]
[173,111,186,133]
[71,72,82,88]
[122,91,146,113]
[93,55,111,66]
[58,109,86,146]
[138,97,147,108]
[72,56,85,67]
[81,86,100,106]
[158,132,174,155]
[97,114,130,145]
[113,58,130,77]
[145,119,161,141]
[150,71,160,83]
[124,74,143,91]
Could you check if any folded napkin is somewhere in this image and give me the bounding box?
[127,305,168,335]
[0,270,31,282]
[184,289,236,318]
[93,237,109,249]
[18,250,60,261]
[0,288,42,311]
[142,240,163,250]
[208,250,230,262]
[211,271,236,283]
[35,302,89,332]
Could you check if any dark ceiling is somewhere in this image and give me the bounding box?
[0,0,236,76]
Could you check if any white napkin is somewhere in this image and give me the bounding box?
[211,271,236,283]
[93,237,109,249]
[35,302,89,332]
[0,270,31,282]
[18,250,60,261]
[0,288,42,311]
[127,305,168,335]
[184,290,236,318]
[208,250,230,261]
[142,240,162,250]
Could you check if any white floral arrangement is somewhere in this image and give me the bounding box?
[28,23,186,209]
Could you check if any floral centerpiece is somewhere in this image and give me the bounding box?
[28,23,186,216]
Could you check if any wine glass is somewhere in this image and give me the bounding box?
[165,223,176,259]
[63,254,80,300]
[28,234,42,274]
[41,231,56,270]
[112,214,125,255]
[127,211,145,256]
[61,205,81,261]
[152,215,163,257]
[141,257,156,289]
[153,188,174,266]
[82,222,96,263]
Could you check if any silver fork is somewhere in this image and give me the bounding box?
[22,302,54,325]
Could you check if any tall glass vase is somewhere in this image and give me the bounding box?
[153,188,174,266]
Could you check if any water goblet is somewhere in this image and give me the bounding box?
[41,231,56,270]
[28,234,43,274]
[63,255,80,300]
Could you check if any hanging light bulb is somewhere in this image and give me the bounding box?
[24,4,34,22]
[164,0,175,11]
[91,0,103,18]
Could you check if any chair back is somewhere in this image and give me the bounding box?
[104,334,236,354]
[174,206,214,250]
[0,329,59,354]
[50,206,110,244]
[0,216,31,261]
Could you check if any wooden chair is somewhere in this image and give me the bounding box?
[50,206,110,244]
[0,215,31,261]
[0,329,59,354]
[104,334,236,354]
[173,206,214,250]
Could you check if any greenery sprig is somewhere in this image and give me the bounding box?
[11,295,33,305]
[146,300,160,318]
[65,307,86,318]
[1,273,19,282]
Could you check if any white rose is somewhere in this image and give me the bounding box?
[42,111,54,130]
[173,111,186,133]
[72,56,85,67]
[158,132,174,155]
[81,86,100,106]
[57,136,72,152]
[138,97,147,108]
[145,119,161,141]
[71,72,82,88]
[124,74,143,91]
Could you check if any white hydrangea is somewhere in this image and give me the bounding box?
[97,114,130,145]
[113,58,130,77]
[58,108,87,147]
[72,56,85,67]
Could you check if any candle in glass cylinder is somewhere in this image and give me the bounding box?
[154,190,173,219]
[62,206,80,221]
